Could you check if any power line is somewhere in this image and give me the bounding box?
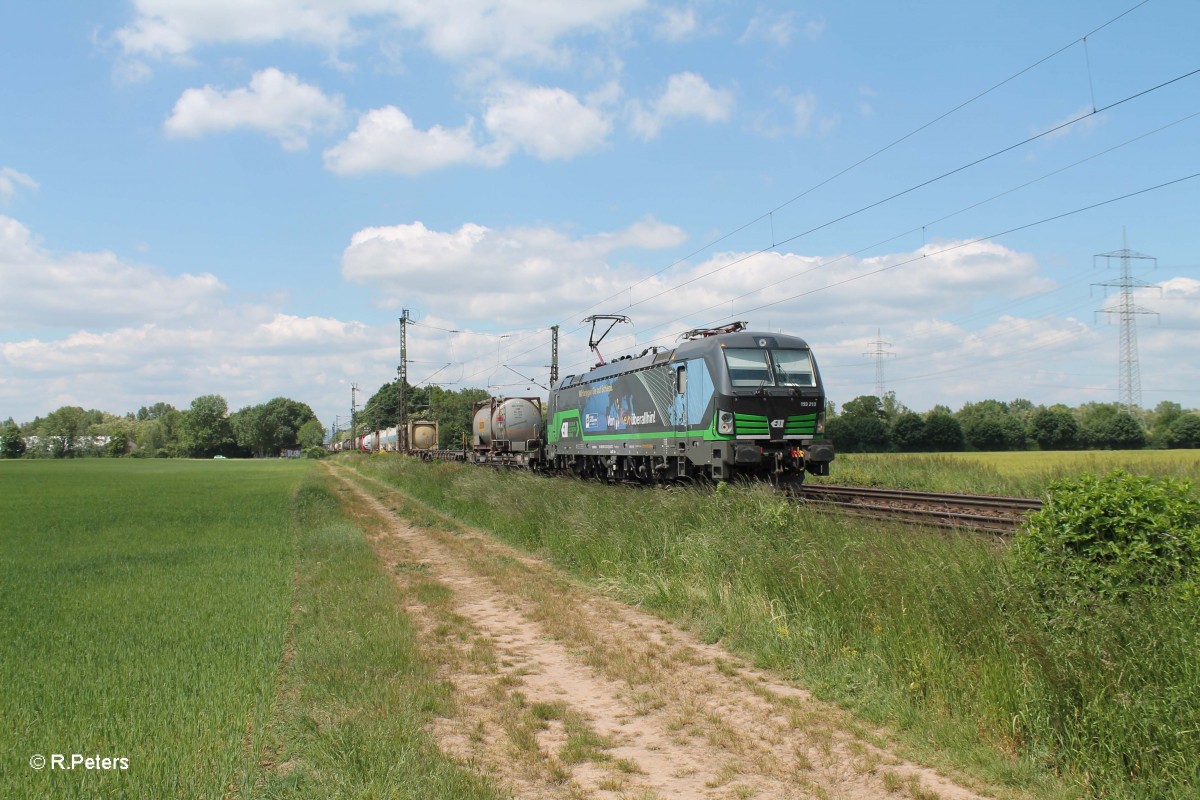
[440,16,1198,390]
[606,72,1199,326]
[481,1,1158,358]
[549,170,1199,378]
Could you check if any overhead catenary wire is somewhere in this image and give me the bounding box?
[441,5,1194,391]
[484,0,1157,356]
[616,69,1200,320]
[582,109,1199,358]
[547,171,1200,378]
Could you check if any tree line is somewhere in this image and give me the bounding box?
[0,395,325,459]
[7,386,1198,460]
[826,394,1200,453]
[336,381,493,450]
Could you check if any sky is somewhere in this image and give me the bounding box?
[1,0,1198,433]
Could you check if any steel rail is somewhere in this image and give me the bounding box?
[798,484,1043,534]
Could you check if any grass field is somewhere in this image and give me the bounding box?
[0,459,499,800]
[812,449,1200,496]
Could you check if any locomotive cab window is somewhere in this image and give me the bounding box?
[724,348,815,388]
[771,349,815,387]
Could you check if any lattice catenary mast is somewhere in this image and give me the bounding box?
[1093,231,1158,414]
[398,309,409,450]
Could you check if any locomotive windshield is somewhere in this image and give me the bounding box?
[724,348,815,388]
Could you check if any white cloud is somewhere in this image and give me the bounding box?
[115,0,364,59]
[0,311,387,425]
[0,216,398,425]
[0,215,227,330]
[629,72,733,140]
[3,212,1197,426]
[739,11,795,46]
[483,84,611,160]
[340,217,687,322]
[398,0,646,64]
[0,167,38,201]
[114,0,646,71]
[656,7,698,41]
[165,68,344,150]
[326,83,613,173]
[323,106,498,174]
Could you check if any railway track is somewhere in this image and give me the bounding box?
[798,484,1043,534]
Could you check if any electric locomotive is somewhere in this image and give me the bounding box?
[546,323,834,488]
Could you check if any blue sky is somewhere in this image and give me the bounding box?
[2,0,1197,431]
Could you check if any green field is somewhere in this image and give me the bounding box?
[0,459,498,800]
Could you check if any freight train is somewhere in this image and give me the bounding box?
[343,324,834,488]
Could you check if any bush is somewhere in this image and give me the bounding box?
[1166,414,1200,449]
[1014,469,1200,604]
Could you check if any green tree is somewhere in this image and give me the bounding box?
[1165,413,1200,449]
[359,381,404,434]
[923,410,964,452]
[1030,407,1080,451]
[1,424,26,458]
[136,402,178,421]
[232,397,318,457]
[135,406,183,457]
[425,386,491,448]
[298,418,326,449]
[1150,401,1184,447]
[40,406,88,458]
[828,396,891,453]
[880,391,907,419]
[890,411,927,452]
[957,400,1026,451]
[103,431,129,457]
[1083,409,1146,450]
[180,395,234,457]
[841,394,887,421]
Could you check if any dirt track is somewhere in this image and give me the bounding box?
[328,464,995,800]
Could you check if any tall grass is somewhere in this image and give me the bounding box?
[354,455,1200,799]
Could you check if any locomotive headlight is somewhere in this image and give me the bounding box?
[718,410,734,435]
[816,410,826,434]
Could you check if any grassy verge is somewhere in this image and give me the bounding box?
[239,469,501,800]
[350,454,1200,799]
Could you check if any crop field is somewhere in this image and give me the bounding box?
[813,448,1200,496]
[0,459,496,800]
